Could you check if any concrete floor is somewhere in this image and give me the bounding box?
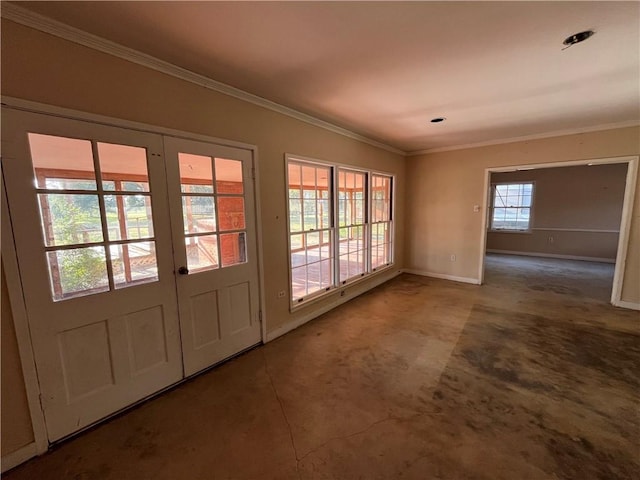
[5,254,639,479]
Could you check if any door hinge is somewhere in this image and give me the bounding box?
[251,167,256,180]
[258,310,263,323]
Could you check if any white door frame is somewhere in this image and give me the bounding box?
[478,155,639,308]
[0,96,267,463]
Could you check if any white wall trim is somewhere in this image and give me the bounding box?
[611,157,639,306]
[1,3,404,156]
[265,269,402,342]
[486,250,616,264]
[407,121,640,156]
[529,227,620,234]
[612,300,640,311]
[1,442,37,473]
[403,269,481,285]
[1,186,49,456]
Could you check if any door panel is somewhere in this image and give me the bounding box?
[2,108,184,441]
[164,136,261,376]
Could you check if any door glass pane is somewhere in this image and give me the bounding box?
[38,194,103,246]
[179,153,213,193]
[47,247,109,301]
[29,133,96,190]
[111,241,158,288]
[220,232,247,267]
[182,196,216,234]
[186,235,219,272]
[97,143,149,192]
[218,197,245,231]
[215,158,243,194]
[105,195,154,241]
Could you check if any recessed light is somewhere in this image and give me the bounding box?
[430,117,446,123]
[562,30,595,49]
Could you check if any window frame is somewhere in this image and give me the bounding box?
[489,181,535,233]
[285,154,395,310]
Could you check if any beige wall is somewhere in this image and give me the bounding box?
[1,19,406,335]
[486,163,627,260]
[406,126,640,303]
[1,20,406,457]
[1,263,35,456]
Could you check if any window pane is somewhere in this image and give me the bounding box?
[97,143,149,192]
[288,164,302,189]
[105,194,154,241]
[318,199,330,229]
[290,233,303,251]
[38,194,103,246]
[182,196,216,234]
[220,232,247,267]
[186,235,219,272]
[111,241,158,288]
[179,153,213,193]
[47,247,109,301]
[291,266,307,301]
[303,199,317,230]
[289,198,303,233]
[215,158,243,194]
[218,197,246,231]
[29,133,96,190]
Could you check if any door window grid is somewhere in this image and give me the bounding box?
[288,162,334,302]
[490,182,534,231]
[338,169,367,283]
[178,154,247,272]
[371,174,393,270]
[28,133,159,301]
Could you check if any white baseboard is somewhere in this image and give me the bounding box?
[1,442,37,473]
[486,249,616,264]
[612,299,640,311]
[265,269,402,342]
[403,269,481,285]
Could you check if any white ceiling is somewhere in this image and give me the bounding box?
[10,1,640,153]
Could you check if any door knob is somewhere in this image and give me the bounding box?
[178,266,189,275]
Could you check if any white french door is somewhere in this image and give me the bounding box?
[164,136,261,376]
[2,108,262,442]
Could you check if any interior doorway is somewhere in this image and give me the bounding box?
[478,156,638,308]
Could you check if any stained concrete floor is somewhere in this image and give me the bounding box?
[5,254,639,479]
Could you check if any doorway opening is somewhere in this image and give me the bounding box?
[478,156,638,308]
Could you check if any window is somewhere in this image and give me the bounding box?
[288,161,333,303]
[286,155,394,305]
[337,168,367,283]
[29,133,159,301]
[371,174,393,270]
[490,182,533,231]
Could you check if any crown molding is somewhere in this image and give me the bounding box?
[406,120,640,156]
[1,3,406,156]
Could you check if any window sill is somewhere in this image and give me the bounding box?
[289,263,394,312]
[488,229,532,234]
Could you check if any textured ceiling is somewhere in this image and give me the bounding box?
[10,1,640,152]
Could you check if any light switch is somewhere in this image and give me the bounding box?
[473,205,480,212]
